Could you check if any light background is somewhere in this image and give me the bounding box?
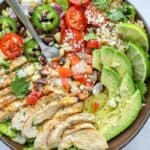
[0,0,150,149]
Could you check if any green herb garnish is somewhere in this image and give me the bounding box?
[11,76,29,99]
[93,0,111,10]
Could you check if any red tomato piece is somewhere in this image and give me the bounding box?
[58,67,72,78]
[65,6,87,31]
[61,78,70,91]
[68,53,80,65]
[73,74,87,84]
[61,28,85,52]
[92,102,100,112]
[60,18,66,32]
[27,90,43,105]
[87,40,101,49]
[0,33,23,59]
[69,0,89,6]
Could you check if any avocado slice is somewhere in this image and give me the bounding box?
[92,49,101,71]
[119,73,135,99]
[84,91,108,113]
[98,90,142,141]
[96,46,133,78]
[101,66,121,97]
[111,50,133,78]
[100,46,115,67]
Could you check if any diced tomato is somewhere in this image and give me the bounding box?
[78,90,89,100]
[27,90,43,105]
[61,78,70,91]
[61,28,85,52]
[68,53,80,65]
[65,6,87,31]
[73,74,87,84]
[58,67,72,78]
[85,48,92,55]
[0,33,23,59]
[85,81,93,87]
[69,0,89,6]
[87,40,101,49]
[86,55,92,65]
[92,102,100,112]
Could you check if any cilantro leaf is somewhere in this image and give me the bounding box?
[84,32,97,41]
[93,0,111,10]
[105,9,127,22]
[11,76,29,99]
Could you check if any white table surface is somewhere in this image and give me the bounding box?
[0,0,150,150]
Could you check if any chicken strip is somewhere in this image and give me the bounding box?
[0,75,11,89]
[9,56,27,71]
[63,122,95,136]
[11,107,34,131]
[0,95,17,109]
[0,101,25,122]
[47,113,95,149]
[59,129,108,150]
[22,96,78,139]
[0,87,11,98]
[34,102,83,150]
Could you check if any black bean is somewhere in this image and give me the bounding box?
[43,36,54,44]
[18,27,26,37]
[59,56,66,65]
[39,56,47,66]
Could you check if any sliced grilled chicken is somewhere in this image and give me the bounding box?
[22,96,78,139]
[0,87,11,98]
[59,129,108,150]
[0,101,25,122]
[0,75,11,89]
[33,96,78,125]
[11,107,34,131]
[9,56,27,71]
[34,102,83,150]
[63,122,95,136]
[47,113,95,149]
[0,95,17,109]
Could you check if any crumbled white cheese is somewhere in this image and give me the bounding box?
[108,97,117,108]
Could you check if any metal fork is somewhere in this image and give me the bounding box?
[6,0,59,59]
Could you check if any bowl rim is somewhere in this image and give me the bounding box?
[0,1,150,150]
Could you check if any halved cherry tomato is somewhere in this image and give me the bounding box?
[68,53,80,65]
[92,102,100,112]
[69,0,89,6]
[0,33,23,59]
[27,90,43,105]
[87,40,101,49]
[61,28,85,52]
[61,78,70,91]
[65,6,87,31]
[58,67,72,78]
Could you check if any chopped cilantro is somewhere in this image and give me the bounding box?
[93,0,111,10]
[11,76,29,99]
[84,32,97,41]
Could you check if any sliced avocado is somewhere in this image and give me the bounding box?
[119,73,135,99]
[98,90,142,141]
[92,49,101,71]
[100,46,115,67]
[111,50,133,78]
[84,91,108,113]
[101,66,121,97]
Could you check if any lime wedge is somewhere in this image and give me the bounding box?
[117,23,149,51]
[127,42,150,81]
